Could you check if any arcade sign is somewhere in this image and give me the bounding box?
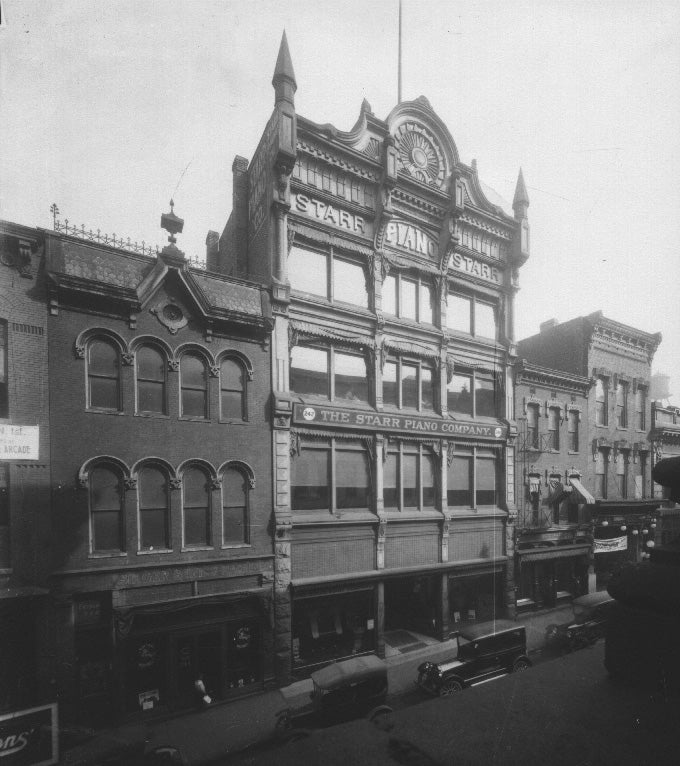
[0,425,39,461]
[0,704,58,766]
[293,403,506,440]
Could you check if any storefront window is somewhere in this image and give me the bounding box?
[449,574,500,625]
[336,447,369,509]
[384,444,436,510]
[447,453,472,507]
[383,358,434,412]
[291,445,330,511]
[448,369,496,418]
[335,351,368,402]
[290,345,368,403]
[290,346,328,397]
[476,452,497,505]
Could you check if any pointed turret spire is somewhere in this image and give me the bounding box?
[512,168,530,214]
[272,30,297,106]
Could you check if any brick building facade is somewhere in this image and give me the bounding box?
[517,312,662,591]
[41,214,275,723]
[650,402,680,546]
[211,35,529,681]
[0,220,52,713]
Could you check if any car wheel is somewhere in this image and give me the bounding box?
[513,659,530,673]
[545,624,559,641]
[440,679,463,696]
[275,714,292,733]
[367,705,394,731]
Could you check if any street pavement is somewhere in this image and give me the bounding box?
[59,604,581,765]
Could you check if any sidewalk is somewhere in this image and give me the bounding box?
[60,606,571,765]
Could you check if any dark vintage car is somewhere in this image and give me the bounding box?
[416,620,531,696]
[275,654,390,736]
[544,591,615,652]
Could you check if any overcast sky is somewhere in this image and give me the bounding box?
[1,0,678,401]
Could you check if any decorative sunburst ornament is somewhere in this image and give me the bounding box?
[395,122,446,187]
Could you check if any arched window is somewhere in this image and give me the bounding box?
[180,353,208,418]
[136,345,167,414]
[183,466,211,547]
[138,465,170,550]
[88,338,120,410]
[220,358,246,420]
[89,464,125,552]
[222,466,249,545]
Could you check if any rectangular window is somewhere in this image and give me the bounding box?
[447,369,496,418]
[567,410,579,451]
[447,453,472,507]
[526,404,539,449]
[292,439,369,513]
[448,294,472,334]
[616,381,628,428]
[288,246,368,308]
[333,258,368,307]
[448,293,497,339]
[475,302,497,339]
[639,453,647,499]
[0,320,7,418]
[635,387,646,430]
[476,452,497,506]
[446,446,497,509]
[383,445,435,511]
[595,449,607,499]
[616,452,628,498]
[382,273,434,324]
[383,358,435,412]
[548,407,560,450]
[595,377,608,426]
[0,464,9,567]
[290,345,369,403]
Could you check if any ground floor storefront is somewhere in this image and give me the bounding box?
[514,544,590,610]
[290,564,507,678]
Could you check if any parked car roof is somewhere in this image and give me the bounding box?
[311,654,387,690]
[457,619,524,641]
[573,591,614,609]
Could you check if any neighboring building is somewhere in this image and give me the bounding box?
[517,312,662,590]
[513,359,593,610]
[650,401,680,545]
[0,221,51,713]
[42,209,275,724]
[212,34,529,681]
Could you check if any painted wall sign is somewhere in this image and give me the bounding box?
[384,220,436,258]
[294,403,506,440]
[594,536,628,554]
[0,704,58,766]
[450,251,501,284]
[292,193,371,236]
[0,425,39,460]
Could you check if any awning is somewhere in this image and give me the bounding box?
[547,480,571,504]
[516,543,591,563]
[528,477,540,494]
[568,477,595,504]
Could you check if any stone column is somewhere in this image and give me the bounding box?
[374,581,385,659]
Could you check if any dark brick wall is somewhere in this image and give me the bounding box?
[517,316,590,375]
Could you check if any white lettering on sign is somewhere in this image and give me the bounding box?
[0,425,39,460]
[384,221,436,258]
[450,251,501,284]
[293,193,368,235]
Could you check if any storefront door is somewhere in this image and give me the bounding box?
[173,630,222,709]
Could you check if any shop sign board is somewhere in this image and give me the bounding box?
[0,426,39,461]
[450,252,502,284]
[292,193,372,237]
[0,704,58,766]
[594,536,628,554]
[293,403,507,440]
[383,220,437,259]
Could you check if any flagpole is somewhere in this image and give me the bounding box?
[398,0,402,103]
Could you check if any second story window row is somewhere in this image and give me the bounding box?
[77,330,254,422]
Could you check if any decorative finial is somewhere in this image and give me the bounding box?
[160,199,184,245]
[50,203,60,228]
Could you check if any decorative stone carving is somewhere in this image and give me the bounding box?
[150,300,189,335]
[124,477,138,491]
[74,343,86,359]
[169,477,182,490]
[168,359,179,372]
[209,365,220,378]
[121,352,134,366]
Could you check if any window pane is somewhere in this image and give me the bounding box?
[137,346,164,381]
[448,374,473,416]
[91,467,121,510]
[90,377,119,409]
[223,468,248,544]
[402,454,417,508]
[221,359,243,391]
[290,346,328,397]
[140,509,168,549]
[93,511,122,552]
[181,355,206,388]
[183,468,208,506]
[221,391,244,420]
[383,361,398,408]
[223,505,246,544]
[89,340,118,376]
[182,389,207,418]
[334,352,368,402]
[184,506,210,546]
[421,366,434,411]
[383,454,398,508]
[382,275,397,315]
[475,302,496,338]
[422,453,435,507]
[448,294,471,333]
[138,381,164,413]
[401,279,417,321]
[334,259,367,307]
[475,377,496,417]
[139,467,167,509]
[336,449,369,509]
[401,363,418,409]
[289,246,327,298]
[419,283,434,324]
[292,448,330,510]
[476,458,496,505]
[447,456,471,506]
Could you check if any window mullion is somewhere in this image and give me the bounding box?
[472,447,477,510]
[328,248,333,301]
[328,348,334,400]
[330,439,337,514]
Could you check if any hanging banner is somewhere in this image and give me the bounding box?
[594,536,628,554]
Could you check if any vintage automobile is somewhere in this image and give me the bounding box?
[416,620,531,696]
[544,591,615,652]
[275,654,391,736]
